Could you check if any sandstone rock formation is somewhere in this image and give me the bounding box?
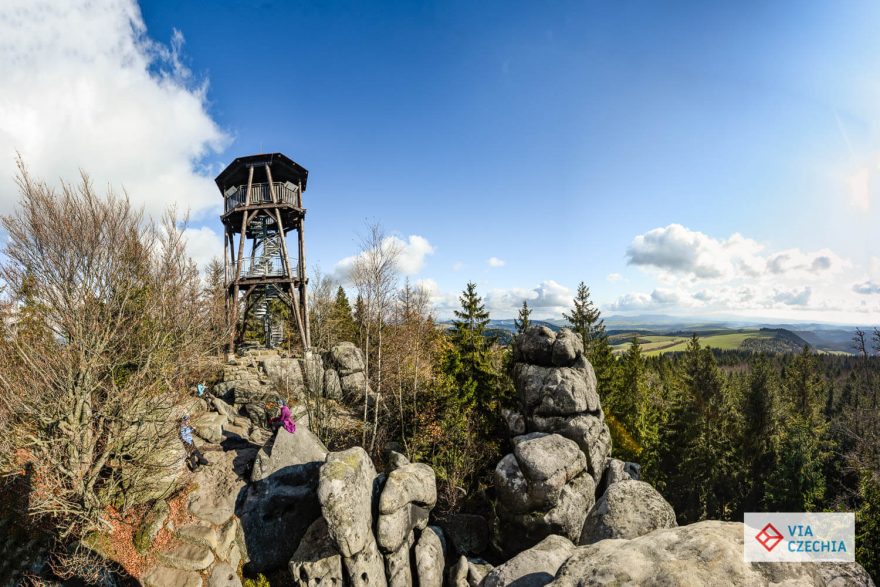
[495,327,611,555]
[482,534,575,587]
[579,479,677,544]
[551,521,875,586]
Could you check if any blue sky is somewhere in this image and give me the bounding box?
[2,1,880,322]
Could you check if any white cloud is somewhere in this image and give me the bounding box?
[452,261,464,272]
[772,287,812,306]
[487,256,506,268]
[625,224,846,281]
[607,273,623,282]
[397,235,435,274]
[182,226,223,271]
[0,1,228,219]
[483,280,572,318]
[332,234,435,282]
[853,280,880,295]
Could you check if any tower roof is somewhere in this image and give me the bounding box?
[215,153,309,193]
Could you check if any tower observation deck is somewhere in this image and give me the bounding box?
[216,153,311,353]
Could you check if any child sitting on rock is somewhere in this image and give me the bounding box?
[269,399,296,434]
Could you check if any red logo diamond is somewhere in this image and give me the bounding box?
[755,523,784,552]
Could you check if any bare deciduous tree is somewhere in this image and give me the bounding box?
[0,162,215,577]
[350,223,401,450]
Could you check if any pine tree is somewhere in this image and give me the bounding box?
[606,336,645,462]
[856,472,880,581]
[446,282,501,422]
[331,286,357,343]
[514,300,531,335]
[562,282,602,352]
[740,355,779,512]
[353,293,367,349]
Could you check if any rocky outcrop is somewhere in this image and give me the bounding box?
[291,444,445,587]
[552,521,875,586]
[250,427,328,482]
[482,534,575,587]
[580,479,676,544]
[495,327,610,555]
[239,430,325,573]
[324,342,372,399]
[289,517,344,586]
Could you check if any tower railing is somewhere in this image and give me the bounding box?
[224,181,301,212]
[226,257,296,283]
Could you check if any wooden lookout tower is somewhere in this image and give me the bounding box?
[216,153,311,354]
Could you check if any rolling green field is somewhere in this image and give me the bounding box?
[609,329,801,356]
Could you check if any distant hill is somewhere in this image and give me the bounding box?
[437,317,862,355]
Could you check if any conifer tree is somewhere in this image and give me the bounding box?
[331,286,357,343]
[514,300,531,335]
[353,293,367,349]
[740,355,779,512]
[562,282,602,352]
[446,282,501,421]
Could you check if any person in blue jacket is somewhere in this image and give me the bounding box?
[180,414,209,471]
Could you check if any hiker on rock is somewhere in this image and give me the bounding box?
[180,414,209,471]
[270,399,296,434]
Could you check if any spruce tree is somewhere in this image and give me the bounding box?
[353,293,367,348]
[514,300,531,335]
[562,282,602,352]
[446,282,500,420]
[563,281,620,407]
[331,286,357,343]
[740,355,778,512]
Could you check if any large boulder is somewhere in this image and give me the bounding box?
[379,463,437,514]
[192,412,228,444]
[340,371,370,398]
[528,413,611,483]
[318,447,387,586]
[580,480,676,544]
[513,359,600,418]
[499,472,595,556]
[482,534,575,587]
[251,428,328,483]
[495,434,587,515]
[289,517,344,586]
[415,526,446,587]
[324,368,342,400]
[238,432,324,573]
[552,521,875,586]
[300,351,325,394]
[261,355,305,391]
[330,342,367,375]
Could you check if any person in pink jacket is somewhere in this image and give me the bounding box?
[270,399,296,434]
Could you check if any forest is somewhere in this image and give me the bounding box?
[0,172,876,581]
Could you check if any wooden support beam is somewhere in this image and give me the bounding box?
[265,163,278,204]
[273,208,307,350]
[229,166,255,355]
[298,220,311,348]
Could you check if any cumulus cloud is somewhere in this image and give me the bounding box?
[773,287,812,306]
[0,1,228,219]
[182,225,223,271]
[626,224,845,280]
[480,280,573,318]
[607,273,623,282]
[853,280,880,295]
[609,288,684,311]
[487,257,506,268]
[332,234,435,282]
